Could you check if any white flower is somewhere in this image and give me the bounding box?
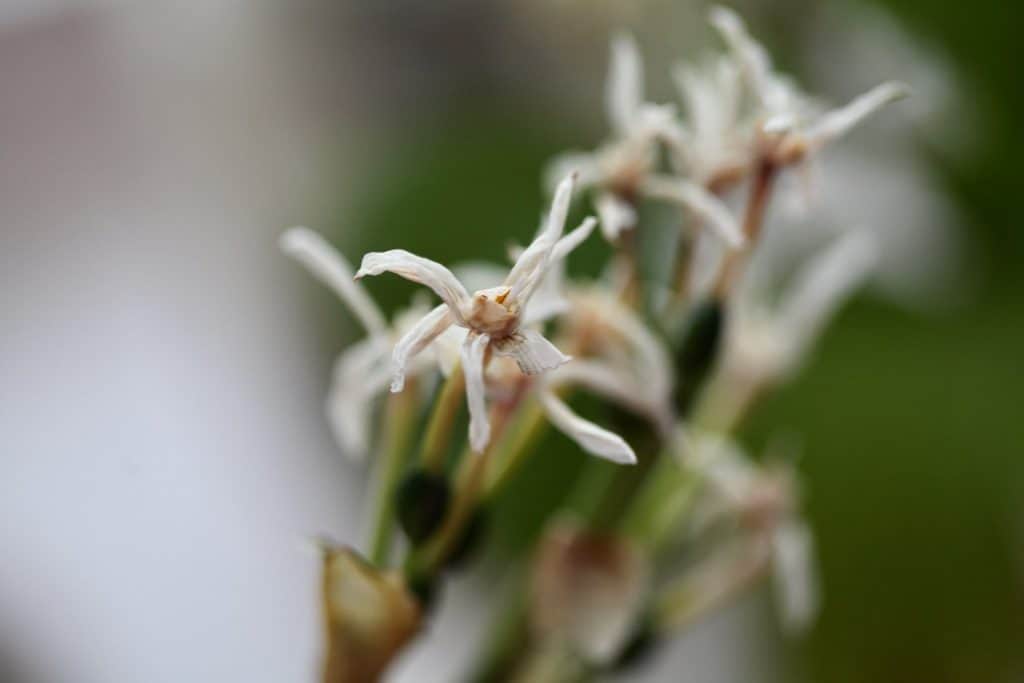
[728,229,879,384]
[547,33,743,248]
[709,5,909,165]
[669,54,751,189]
[354,174,593,453]
[680,427,820,634]
[553,287,676,436]
[281,227,435,462]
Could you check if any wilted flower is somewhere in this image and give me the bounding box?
[355,174,593,453]
[553,286,676,436]
[319,543,421,683]
[709,5,909,166]
[530,520,651,665]
[668,53,750,190]
[548,34,744,248]
[281,228,436,461]
[678,428,819,633]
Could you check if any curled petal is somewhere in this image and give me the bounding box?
[641,175,744,247]
[327,336,392,461]
[804,81,910,149]
[492,329,570,376]
[772,519,820,634]
[607,32,644,135]
[462,333,492,453]
[356,250,471,323]
[506,173,576,303]
[595,192,637,243]
[390,304,454,393]
[538,391,636,465]
[280,227,387,335]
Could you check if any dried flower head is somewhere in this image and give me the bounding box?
[709,5,909,166]
[530,520,650,665]
[355,174,593,452]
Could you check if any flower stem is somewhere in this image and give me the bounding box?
[419,363,465,474]
[714,159,778,300]
[619,451,701,553]
[366,382,420,566]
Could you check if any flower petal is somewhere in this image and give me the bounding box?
[804,81,910,149]
[771,519,820,634]
[708,5,774,108]
[538,390,636,465]
[492,329,570,376]
[390,304,454,393]
[461,332,492,453]
[595,192,637,243]
[506,173,576,303]
[606,32,643,135]
[356,249,471,323]
[281,227,387,335]
[326,336,392,461]
[641,175,744,247]
[518,216,598,327]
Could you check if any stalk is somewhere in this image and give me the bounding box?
[366,381,420,566]
[419,363,465,474]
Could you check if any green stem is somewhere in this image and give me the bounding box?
[483,398,549,499]
[619,451,701,553]
[419,364,465,474]
[366,384,419,566]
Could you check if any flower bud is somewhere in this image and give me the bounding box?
[396,469,451,544]
[529,521,650,666]
[320,544,421,683]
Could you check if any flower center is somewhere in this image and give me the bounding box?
[468,286,519,338]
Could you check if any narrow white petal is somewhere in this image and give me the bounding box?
[462,333,492,453]
[641,175,744,247]
[606,32,643,135]
[772,519,820,634]
[280,227,387,335]
[779,231,878,361]
[595,192,637,242]
[552,216,598,262]
[326,337,392,461]
[539,391,636,465]
[390,304,455,393]
[492,329,570,375]
[708,6,774,108]
[506,173,576,303]
[355,249,471,323]
[804,81,910,148]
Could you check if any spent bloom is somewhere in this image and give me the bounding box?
[355,174,593,453]
[668,53,750,190]
[281,227,436,461]
[679,428,819,634]
[530,520,650,665]
[709,5,909,166]
[548,34,744,248]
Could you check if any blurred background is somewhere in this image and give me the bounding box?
[1,1,1021,682]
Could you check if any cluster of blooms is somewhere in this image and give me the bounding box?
[282,7,907,682]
